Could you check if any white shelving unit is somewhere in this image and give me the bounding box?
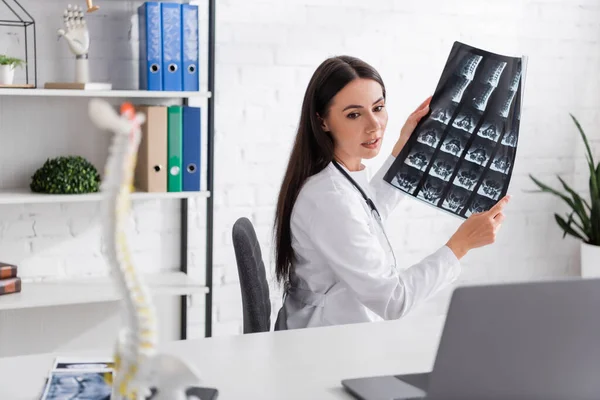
[0,272,208,311]
[0,85,213,340]
[0,188,211,205]
[0,0,216,345]
[0,88,211,98]
[0,88,210,333]
[0,85,214,342]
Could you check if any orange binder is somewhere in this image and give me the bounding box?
[135,105,168,192]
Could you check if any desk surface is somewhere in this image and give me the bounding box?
[0,315,446,400]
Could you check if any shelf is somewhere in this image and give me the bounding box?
[0,188,210,205]
[0,271,208,311]
[0,88,211,98]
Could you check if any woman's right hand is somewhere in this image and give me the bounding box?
[445,195,511,260]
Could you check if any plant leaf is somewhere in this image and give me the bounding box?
[596,162,600,199]
[564,212,575,238]
[571,114,600,200]
[555,213,588,242]
[556,175,591,230]
[561,174,592,211]
[530,174,583,215]
[571,113,596,167]
[566,210,587,237]
[591,198,600,246]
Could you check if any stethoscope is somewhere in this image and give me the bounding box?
[332,160,398,268]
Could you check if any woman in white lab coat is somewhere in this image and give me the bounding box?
[273,55,510,330]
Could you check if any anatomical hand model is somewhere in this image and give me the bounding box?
[58,4,90,82]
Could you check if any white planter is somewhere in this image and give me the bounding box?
[0,64,15,85]
[580,241,600,278]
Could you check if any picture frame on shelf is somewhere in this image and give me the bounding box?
[0,0,37,88]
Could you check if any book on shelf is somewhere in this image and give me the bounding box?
[0,262,17,280]
[0,277,21,296]
[0,262,21,296]
[44,82,113,91]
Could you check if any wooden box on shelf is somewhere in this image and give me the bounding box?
[0,84,35,88]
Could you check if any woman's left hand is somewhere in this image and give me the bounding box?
[392,96,432,157]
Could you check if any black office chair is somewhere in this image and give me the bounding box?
[232,217,271,333]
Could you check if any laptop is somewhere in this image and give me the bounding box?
[342,277,600,400]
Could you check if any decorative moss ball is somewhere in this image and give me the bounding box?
[30,156,101,194]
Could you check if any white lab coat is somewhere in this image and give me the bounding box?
[275,154,461,330]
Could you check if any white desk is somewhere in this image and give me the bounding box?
[0,315,446,399]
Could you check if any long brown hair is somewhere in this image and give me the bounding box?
[273,55,386,285]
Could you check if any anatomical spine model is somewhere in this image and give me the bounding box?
[89,99,202,400]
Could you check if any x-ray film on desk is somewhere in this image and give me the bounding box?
[384,41,527,218]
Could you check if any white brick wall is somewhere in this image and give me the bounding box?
[209,0,600,332]
[0,0,598,354]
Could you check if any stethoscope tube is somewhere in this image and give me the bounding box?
[332,160,398,268]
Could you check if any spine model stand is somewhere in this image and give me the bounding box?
[88,99,202,400]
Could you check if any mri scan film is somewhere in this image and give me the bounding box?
[384,41,527,219]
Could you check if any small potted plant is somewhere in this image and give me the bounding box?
[0,54,25,85]
[530,114,599,277]
[30,155,101,194]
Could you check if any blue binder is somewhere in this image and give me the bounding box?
[181,4,199,92]
[182,106,202,191]
[138,2,162,91]
[161,2,183,91]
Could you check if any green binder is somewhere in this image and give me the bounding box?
[167,105,183,192]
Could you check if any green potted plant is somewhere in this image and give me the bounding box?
[0,54,25,85]
[30,155,101,195]
[529,114,600,277]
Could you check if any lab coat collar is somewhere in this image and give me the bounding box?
[328,160,370,187]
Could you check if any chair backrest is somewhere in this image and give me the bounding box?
[232,217,271,333]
